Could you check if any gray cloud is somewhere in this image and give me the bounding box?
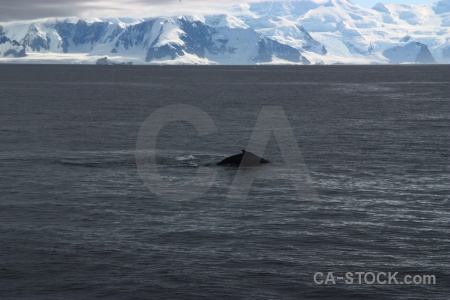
[0,0,246,22]
[0,0,437,22]
[0,1,88,22]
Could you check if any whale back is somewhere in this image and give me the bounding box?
[217,150,270,166]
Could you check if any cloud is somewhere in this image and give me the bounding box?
[0,0,88,22]
[0,0,249,22]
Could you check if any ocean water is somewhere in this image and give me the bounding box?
[0,65,449,299]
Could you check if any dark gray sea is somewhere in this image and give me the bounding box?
[0,65,449,299]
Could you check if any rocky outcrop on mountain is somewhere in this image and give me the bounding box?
[383,42,436,64]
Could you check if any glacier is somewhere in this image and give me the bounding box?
[0,0,449,65]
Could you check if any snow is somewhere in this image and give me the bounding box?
[205,15,249,29]
[1,22,30,42]
[205,27,262,64]
[150,51,215,65]
[153,19,185,47]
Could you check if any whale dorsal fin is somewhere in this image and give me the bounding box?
[241,150,246,153]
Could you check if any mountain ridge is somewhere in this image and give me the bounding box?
[0,0,449,64]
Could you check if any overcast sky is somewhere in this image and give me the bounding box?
[0,0,436,22]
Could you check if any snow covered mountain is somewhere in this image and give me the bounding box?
[0,0,449,64]
[237,0,449,64]
[0,16,310,64]
[0,26,26,58]
[383,41,437,64]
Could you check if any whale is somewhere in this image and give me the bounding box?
[217,150,270,166]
